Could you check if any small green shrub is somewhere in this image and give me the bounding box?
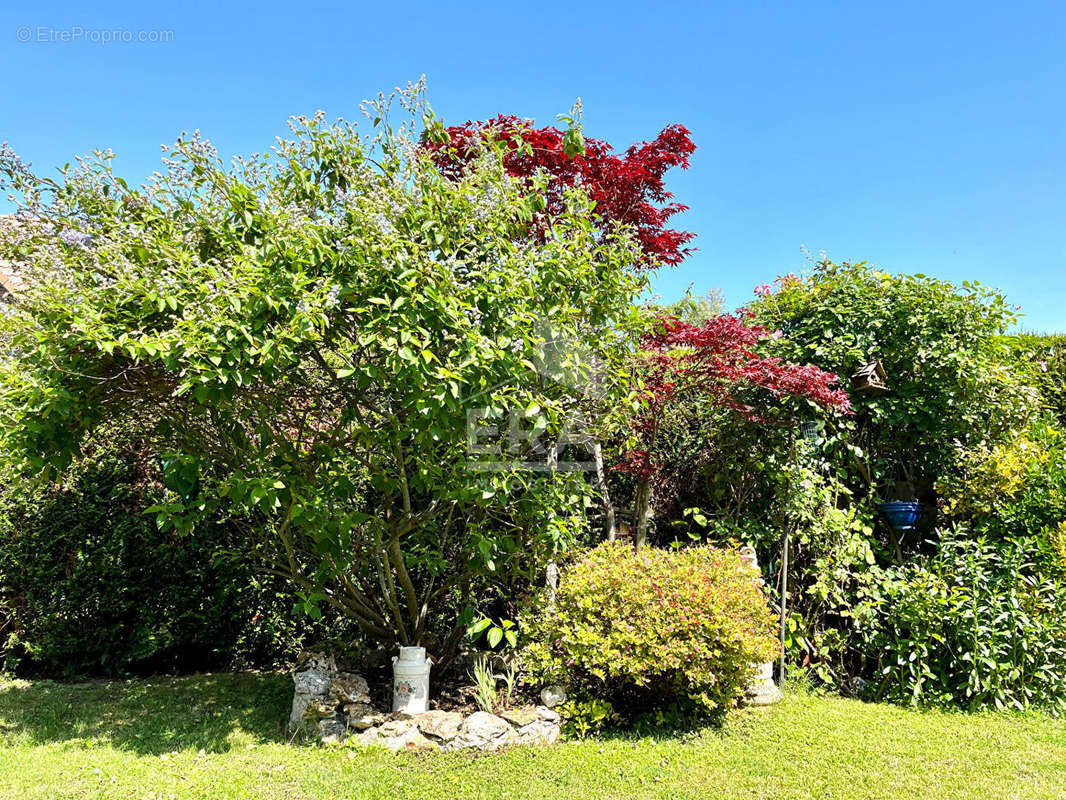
[520,542,778,726]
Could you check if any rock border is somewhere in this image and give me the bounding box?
[290,655,562,752]
[349,706,561,752]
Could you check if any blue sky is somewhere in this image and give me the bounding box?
[3,1,1065,330]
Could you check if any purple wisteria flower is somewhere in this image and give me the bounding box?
[60,229,94,249]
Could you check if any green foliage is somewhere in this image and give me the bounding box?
[938,416,1066,578]
[665,287,726,325]
[468,653,518,713]
[751,260,1031,502]
[470,654,499,713]
[864,532,1066,712]
[520,542,778,725]
[941,416,1066,521]
[1003,333,1066,428]
[690,454,882,689]
[557,697,619,737]
[466,615,517,650]
[724,260,1066,706]
[0,428,348,677]
[0,84,646,651]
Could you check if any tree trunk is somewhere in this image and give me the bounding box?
[592,441,617,541]
[634,478,652,548]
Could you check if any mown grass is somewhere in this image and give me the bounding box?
[0,671,1064,799]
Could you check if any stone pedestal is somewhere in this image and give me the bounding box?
[745,660,783,706]
[739,546,783,706]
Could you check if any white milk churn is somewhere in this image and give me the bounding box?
[392,646,432,714]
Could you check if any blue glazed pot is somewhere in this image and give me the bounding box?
[879,501,922,530]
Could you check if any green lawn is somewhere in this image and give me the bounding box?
[0,673,1063,799]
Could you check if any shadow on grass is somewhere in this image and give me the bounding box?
[0,671,293,755]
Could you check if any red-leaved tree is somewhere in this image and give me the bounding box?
[618,312,852,546]
[423,115,696,267]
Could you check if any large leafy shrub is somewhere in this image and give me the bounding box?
[520,542,778,725]
[727,261,1046,698]
[0,86,647,654]
[863,532,1066,712]
[751,260,1032,507]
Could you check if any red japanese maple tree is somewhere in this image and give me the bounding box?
[423,114,696,267]
[618,312,852,546]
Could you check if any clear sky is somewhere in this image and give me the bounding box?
[3,1,1065,330]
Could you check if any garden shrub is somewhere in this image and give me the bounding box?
[1003,333,1066,428]
[0,429,354,677]
[0,88,648,653]
[862,531,1066,712]
[939,416,1066,575]
[520,542,778,727]
[750,260,1033,507]
[730,260,1051,698]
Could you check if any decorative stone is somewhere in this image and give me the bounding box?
[331,672,372,705]
[536,705,561,722]
[453,711,515,751]
[745,680,783,706]
[514,719,560,746]
[322,675,564,753]
[383,728,439,752]
[500,706,540,727]
[377,717,416,738]
[353,727,381,746]
[295,650,339,675]
[344,703,385,730]
[539,685,567,708]
[738,550,784,707]
[294,670,332,698]
[416,710,463,741]
[309,699,337,718]
[289,655,339,732]
[744,660,783,706]
[316,716,347,744]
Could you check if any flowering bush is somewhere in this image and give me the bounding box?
[520,542,778,725]
[0,84,646,654]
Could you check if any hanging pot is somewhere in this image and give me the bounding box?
[878,501,921,531]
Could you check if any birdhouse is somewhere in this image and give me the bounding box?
[850,360,888,394]
[614,519,635,543]
[797,420,821,442]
